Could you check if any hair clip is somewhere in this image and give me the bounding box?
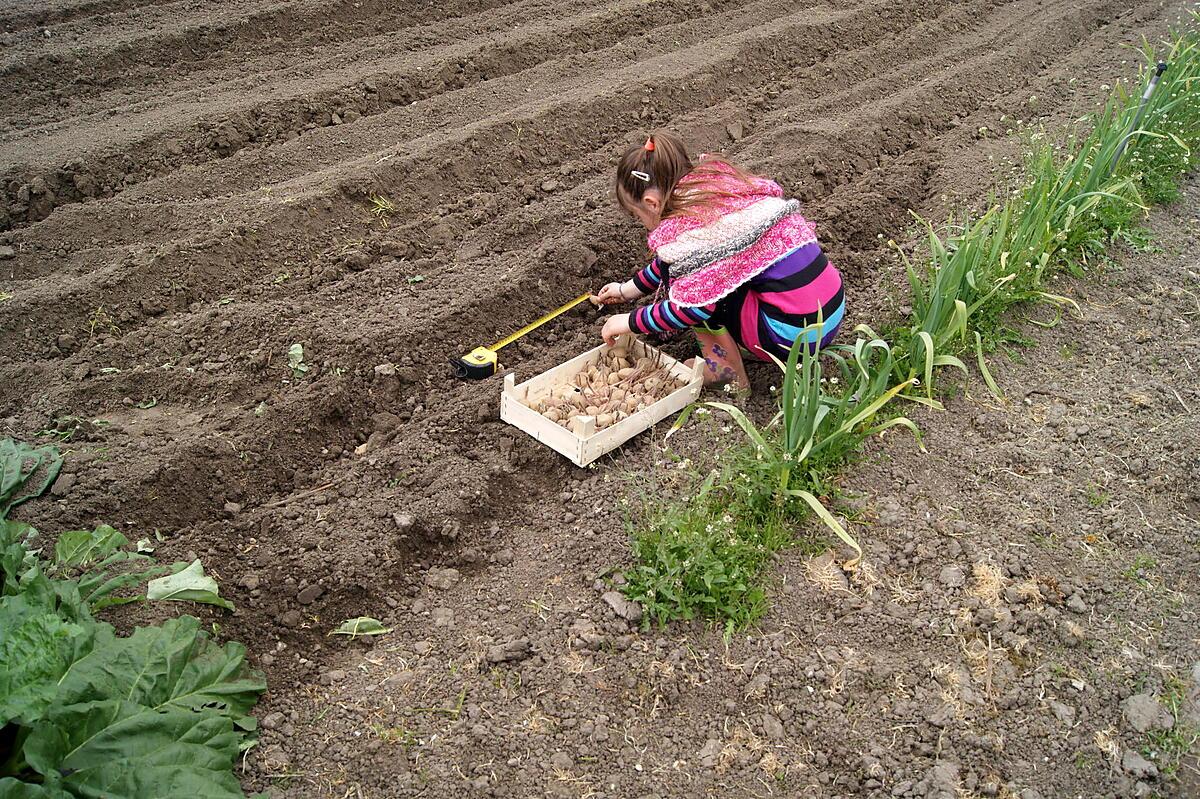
[631,170,651,183]
[644,136,655,152]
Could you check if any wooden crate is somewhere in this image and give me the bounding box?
[500,334,704,467]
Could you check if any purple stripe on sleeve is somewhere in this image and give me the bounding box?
[632,258,665,294]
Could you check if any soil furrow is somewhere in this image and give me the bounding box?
[0,0,525,106]
[283,0,1161,539]
[0,0,188,33]
[0,0,778,229]
[0,0,1012,545]
[2,0,1157,543]
[0,0,949,347]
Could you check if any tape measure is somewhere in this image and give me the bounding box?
[455,292,593,379]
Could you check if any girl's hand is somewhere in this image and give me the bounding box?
[591,282,627,306]
[601,313,632,347]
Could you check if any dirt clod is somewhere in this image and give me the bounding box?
[762,713,784,740]
[601,590,643,623]
[938,564,965,588]
[485,639,531,664]
[698,739,722,768]
[277,610,301,628]
[423,567,461,590]
[296,584,324,605]
[1121,693,1174,733]
[49,472,75,497]
[1121,749,1159,779]
[320,669,346,685]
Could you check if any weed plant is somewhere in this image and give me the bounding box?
[623,445,789,634]
[623,327,917,629]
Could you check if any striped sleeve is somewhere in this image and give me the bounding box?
[631,257,665,294]
[628,299,717,334]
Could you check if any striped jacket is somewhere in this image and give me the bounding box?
[626,161,843,358]
[626,245,844,359]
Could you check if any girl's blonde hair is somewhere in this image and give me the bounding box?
[614,130,757,222]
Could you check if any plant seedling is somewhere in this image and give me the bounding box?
[287,343,309,378]
[1140,676,1200,779]
[87,304,121,339]
[1085,484,1110,507]
[371,724,418,747]
[1122,554,1157,589]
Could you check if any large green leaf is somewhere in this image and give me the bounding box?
[58,616,264,727]
[0,440,63,520]
[51,525,162,611]
[22,699,248,799]
[53,526,129,569]
[2,546,94,628]
[1,519,39,596]
[146,561,234,611]
[0,551,100,724]
[0,591,113,726]
[0,778,72,798]
[0,608,82,725]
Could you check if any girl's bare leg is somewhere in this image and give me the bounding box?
[687,328,751,390]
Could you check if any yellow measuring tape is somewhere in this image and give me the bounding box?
[456,293,592,379]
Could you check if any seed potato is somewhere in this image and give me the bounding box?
[519,343,685,437]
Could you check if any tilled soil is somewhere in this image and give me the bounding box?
[2,0,1198,796]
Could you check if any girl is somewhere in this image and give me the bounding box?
[593,131,844,390]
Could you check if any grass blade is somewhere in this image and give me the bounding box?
[974,332,1006,401]
[785,489,861,569]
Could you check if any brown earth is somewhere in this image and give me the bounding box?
[1,0,1198,796]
